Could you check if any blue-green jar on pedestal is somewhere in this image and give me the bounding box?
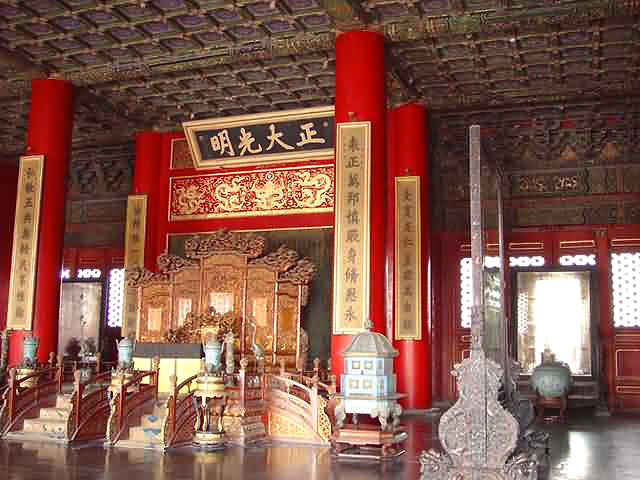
[117,337,134,370]
[530,348,572,397]
[22,336,39,367]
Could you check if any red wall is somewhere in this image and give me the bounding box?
[0,164,19,331]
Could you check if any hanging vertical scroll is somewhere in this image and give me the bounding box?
[6,155,44,330]
[123,194,147,337]
[395,176,422,340]
[332,122,371,334]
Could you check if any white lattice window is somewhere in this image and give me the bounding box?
[77,268,101,279]
[611,252,640,328]
[517,292,529,335]
[509,256,545,267]
[460,255,545,328]
[559,254,596,266]
[107,268,124,328]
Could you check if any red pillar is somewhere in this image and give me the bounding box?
[9,79,75,365]
[132,132,163,271]
[596,229,615,410]
[0,165,20,332]
[332,31,386,382]
[388,103,431,409]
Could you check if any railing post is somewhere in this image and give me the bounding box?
[118,371,126,436]
[7,368,16,426]
[152,356,160,401]
[313,358,320,381]
[311,375,319,433]
[96,352,102,373]
[56,354,64,394]
[168,373,177,440]
[239,357,248,411]
[73,370,83,433]
[279,358,286,377]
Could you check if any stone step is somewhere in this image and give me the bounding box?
[39,406,71,421]
[141,414,166,428]
[127,425,164,444]
[4,430,70,444]
[115,438,165,450]
[22,418,67,439]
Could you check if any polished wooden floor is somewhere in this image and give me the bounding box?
[1,412,639,479]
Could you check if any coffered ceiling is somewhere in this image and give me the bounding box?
[1,0,639,164]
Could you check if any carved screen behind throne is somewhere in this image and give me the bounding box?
[245,265,276,359]
[172,266,200,327]
[138,282,171,342]
[276,281,300,362]
[130,230,316,367]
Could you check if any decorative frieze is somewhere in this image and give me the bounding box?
[169,165,334,220]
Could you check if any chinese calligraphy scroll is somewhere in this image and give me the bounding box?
[395,176,422,340]
[183,106,334,169]
[332,123,370,334]
[123,194,147,337]
[7,155,44,330]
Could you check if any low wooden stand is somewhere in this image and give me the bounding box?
[535,394,568,423]
[331,424,407,462]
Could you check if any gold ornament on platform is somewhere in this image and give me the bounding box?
[164,308,241,344]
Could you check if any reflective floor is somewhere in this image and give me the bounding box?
[1,412,639,480]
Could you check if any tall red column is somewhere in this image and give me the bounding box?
[332,31,386,382]
[9,79,74,365]
[132,132,163,271]
[0,165,20,332]
[388,103,431,409]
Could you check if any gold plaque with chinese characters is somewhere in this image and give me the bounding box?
[395,176,422,340]
[332,122,371,334]
[123,195,147,337]
[183,106,335,169]
[7,155,44,330]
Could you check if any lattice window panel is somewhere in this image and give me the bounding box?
[509,256,545,267]
[559,254,596,266]
[611,252,640,328]
[107,268,125,328]
[460,255,545,328]
[61,268,71,280]
[517,292,529,335]
[77,268,101,279]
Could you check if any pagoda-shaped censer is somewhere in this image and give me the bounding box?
[332,320,407,461]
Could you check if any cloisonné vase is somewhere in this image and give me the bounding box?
[530,348,572,398]
[117,337,134,370]
[204,338,223,373]
[22,335,39,367]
